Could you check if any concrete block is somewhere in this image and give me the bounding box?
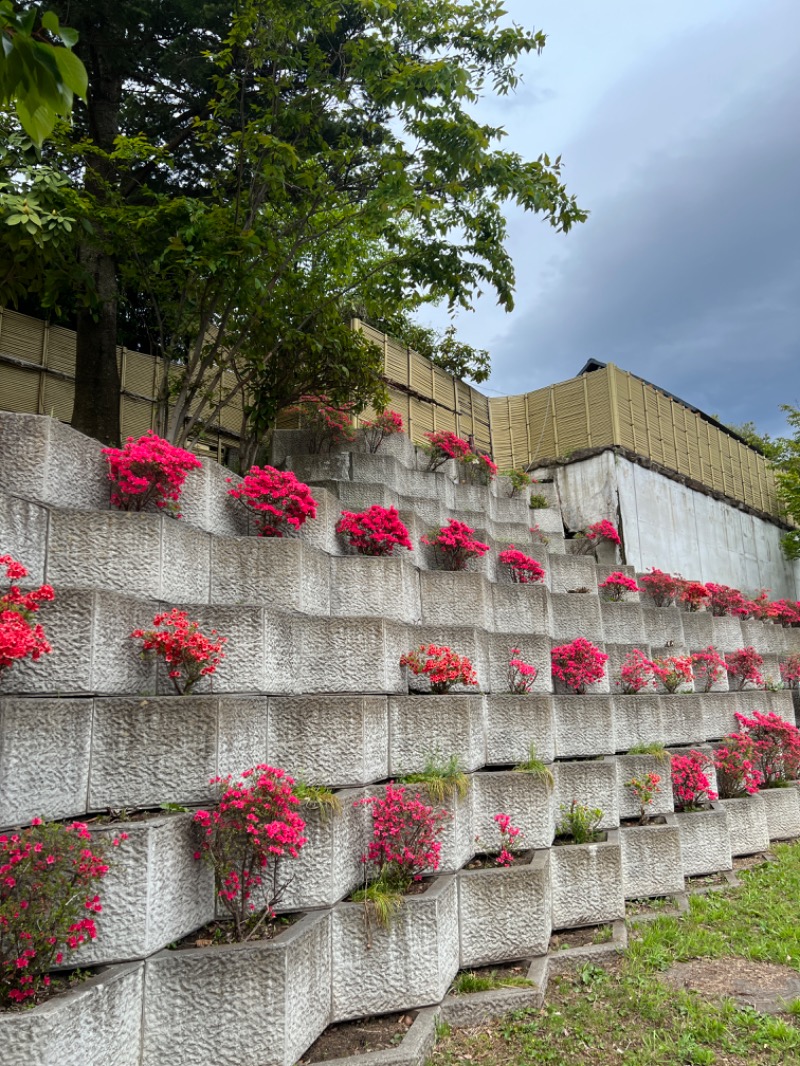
[491,582,551,635]
[1,961,144,1066]
[641,606,685,648]
[46,510,163,598]
[548,555,599,595]
[605,643,654,698]
[160,604,265,694]
[699,693,741,741]
[404,625,489,694]
[487,634,552,694]
[217,696,270,780]
[676,804,732,876]
[0,492,48,584]
[275,616,402,694]
[457,850,551,966]
[175,460,249,538]
[210,536,330,613]
[143,911,332,1066]
[659,694,705,746]
[613,694,664,751]
[719,796,770,856]
[93,591,161,695]
[484,694,555,765]
[83,813,215,964]
[472,770,554,850]
[620,818,684,899]
[680,612,714,650]
[419,571,492,629]
[388,694,485,775]
[553,695,615,758]
[759,786,800,840]
[617,754,674,820]
[600,603,646,644]
[710,615,743,651]
[550,593,605,644]
[740,619,790,656]
[331,555,420,624]
[284,453,352,484]
[331,876,459,1021]
[0,697,92,827]
[554,758,619,831]
[440,958,547,1028]
[0,589,97,696]
[299,487,345,557]
[761,690,797,721]
[327,479,401,514]
[425,787,474,873]
[268,695,388,786]
[550,831,625,930]
[160,520,212,603]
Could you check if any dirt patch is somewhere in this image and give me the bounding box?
[733,852,772,872]
[172,913,300,949]
[549,925,612,951]
[661,957,800,1014]
[298,1011,416,1063]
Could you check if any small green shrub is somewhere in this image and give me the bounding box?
[529,493,549,509]
[400,753,470,802]
[557,800,604,844]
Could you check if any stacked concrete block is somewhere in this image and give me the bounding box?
[613,693,665,751]
[549,593,605,649]
[600,603,647,645]
[554,758,619,831]
[680,611,715,651]
[427,788,475,873]
[388,694,485,775]
[675,804,732,876]
[553,695,615,758]
[710,615,743,650]
[616,754,674,821]
[549,831,624,930]
[472,770,555,850]
[720,796,770,856]
[491,581,551,635]
[658,695,705,746]
[759,787,800,840]
[420,571,492,629]
[330,555,421,624]
[619,818,684,899]
[0,492,49,585]
[487,633,552,694]
[640,605,685,648]
[548,555,599,595]
[484,694,555,765]
[211,536,330,614]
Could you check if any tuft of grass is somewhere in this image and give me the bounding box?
[401,753,470,802]
[513,744,555,789]
[529,493,550,509]
[351,879,404,928]
[627,742,670,760]
[451,970,534,996]
[293,780,342,822]
[592,924,614,944]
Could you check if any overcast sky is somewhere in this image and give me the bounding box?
[419,0,800,438]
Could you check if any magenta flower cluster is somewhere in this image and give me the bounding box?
[102,430,202,516]
[228,465,318,538]
[336,505,412,556]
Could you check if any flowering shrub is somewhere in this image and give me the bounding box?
[529,524,550,546]
[227,465,317,538]
[0,818,123,1008]
[421,519,489,571]
[421,430,472,471]
[504,468,535,498]
[131,609,226,694]
[551,637,608,694]
[690,646,728,693]
[507,648,538,694]
[362,410,404,453]
[102,430,202,516]
[336,506,412,557]
[743,590,776,622]
[616,648,655,694]
[193,766,307,941]
[671,752,717,811]
[712,736,762,798]
[724,646,764,690]
[0,554,54,675]
[625,772,662,825]
[779,653,800,689]
[289,395,356,453]
[585,520,621,546]
[598,572,641,601]
[734,710,800,786]
[651,655,694,694]
[771,600,800,626]
[400,644,478,694]
[705,583,747,617]
[498,546,545,584]
[678,580,710,612]
[462,452,498,485]
[359,783,447,891]
[493,813,523,867]
[639,568,680,607]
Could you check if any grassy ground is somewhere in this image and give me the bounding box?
[430,843,800,1066]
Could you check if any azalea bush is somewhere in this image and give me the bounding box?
[362,409,404,453]
[678,580,710,612]
[779,653,800,689]
[734,710,800,786]
[598,572,641,601]
[690,646,728,693]
[772,600,800,626]
[492,813,523,867]
[462,452,498,485]
[421,430,473,471]
[639,568,680,607]
[712,736,762,798]
[551,637,608,694]
[0,818,124,1009]
[131,609,227,694]
[651,655,694,694]
[289,395,356,453]
[227,465,318,538]
[616,648,655,694]
[705,582,748,617]
[724,646,764,690]
[400,643,478,694]
[507,648,538,694]
[102,430,202,516]
[0,554,54,676]
[585,520,621,546]
[359,783,447,891]
[625,772,662,825]
[422,519,489,571]
[336,505,412,557]
[670,752,717,811]
[499,546,545,584]
[193,766,307,941]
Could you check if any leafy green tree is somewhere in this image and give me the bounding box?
[770,405,800,560]
[369,315,491,384]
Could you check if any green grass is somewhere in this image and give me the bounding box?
[350,880,404,928]
[401,754,470,802]
[513,744,555,789]
[451,970,534,995]
[429,842,800,1066]
[627,743,670,760]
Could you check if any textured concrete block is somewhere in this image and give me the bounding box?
[488,634,551,695]
[457,850,551,966]
[554,758,619,831]
[83,814,215,964]
[275,615,401,694]
[491,583,551,635]
[160,519,212,603]
[759,786,800,840]
[720,796,770,856]
[472,770,554,850]
[484,694,555,765]
[1,961,144,1066]
[550,831,625,930]
[268,695,388,786]
[600,603,646,644]
[426,787,474,873]
[0,492,48,584]
[710,615,743,651]
[605,643,653,698]
[700,693,741,741]
[740,619,789,656]
[490,493,537,525]
[388,694,485,775]
[548,555,599,595]
[0,697,92,827]
[331,876,458,1022]
[617,755,674,820]
[641,606,685,648]
[405,625,489,694]
[613,694,664,751]
[217,696,269,779]
[93,591,161,694]
[46,510,163,598]
[165,458,247,538]
[210,536,329,614]
[331,555,420,624]
[284,453,352,484]
[761,690,797,721]
[659,694,705,746]
[681,612,714,651]
[420,571,491,629]
[676,804,732,876]
[554,695,615,758]
[143,911,332,1066]
[620,819,684,898]
[550,593,605,644]
[161,604,265,694]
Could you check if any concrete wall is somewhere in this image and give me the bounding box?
[541,451,799,600]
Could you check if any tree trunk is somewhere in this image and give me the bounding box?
[71,245,121,444]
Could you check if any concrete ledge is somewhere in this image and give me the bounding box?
[439,957,547,1028]
[306,1007,441,1066]
[547,919,627,971]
